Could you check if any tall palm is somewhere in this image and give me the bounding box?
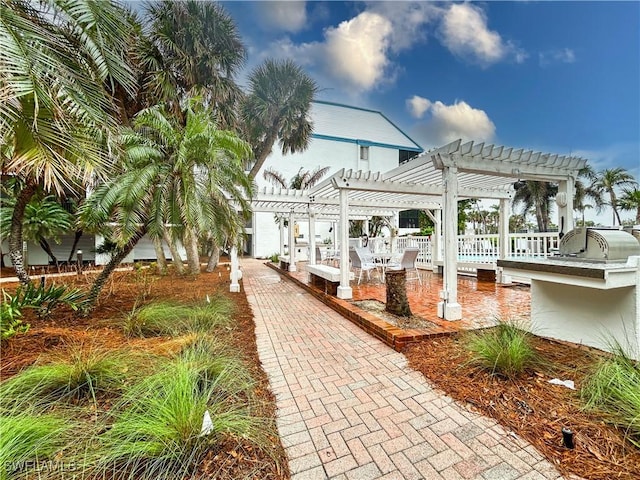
[81,99,253,310]
[574,164,604,226]
[146,0,246,128]
[592,168,637,225]
[1,0,135,283]
[512,181,558,232]
[244,59,318,179]
[619,187,640,224]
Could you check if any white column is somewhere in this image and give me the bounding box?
[337,189,352,299]
[426,209,441,273]
[498,198,511,284]
[309,209,316,265]
[439,167,461,320]
[557,177,575,236]
[332,221,337,247]
[288,211,296,272]
[279,216,285,256]
[391,211,399,253]
[230,245,240,293]
[363,219,370,236]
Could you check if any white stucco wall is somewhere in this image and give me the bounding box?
[530,280,639,359]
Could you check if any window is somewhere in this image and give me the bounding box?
[359,145,369,161]
[399,149,414,164]
[399,210,419,228]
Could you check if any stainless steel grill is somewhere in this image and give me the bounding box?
[558,227,640,263]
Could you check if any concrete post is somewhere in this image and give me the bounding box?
[230,245,240,292]
[288,211,296,272]
[309,208,316,265]
[557,177,575,235]
[337,189,352,299]
[439,166,461,320]
[279,216,285,257]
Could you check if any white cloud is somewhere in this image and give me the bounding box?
[323,12,393,91]
[539,48,577,67]
[411,98,496,146]
[406,95,432,119]
[255,1,307,33]
[439,3,525,66]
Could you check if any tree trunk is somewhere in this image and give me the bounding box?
[205,244,220,272]
[164,229,185,275]
[38,238,59,270]
[385,269,412,317]
[67,229,83,263]
[248,130,279,179]
[151,236,167,274]
[9,184,37,284]
[184,227,201,275]
[82,228,146,314]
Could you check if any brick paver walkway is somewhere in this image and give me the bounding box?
[242,259,566,480]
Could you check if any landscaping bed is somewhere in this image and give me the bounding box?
[0,266,289,480]
[405,333,640,480]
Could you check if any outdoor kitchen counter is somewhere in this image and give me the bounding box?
[497,256,640,360]
[498,257,638,288]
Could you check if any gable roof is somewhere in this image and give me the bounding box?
[310,101,423,152]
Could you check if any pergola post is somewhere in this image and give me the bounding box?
[229,245,240,293]
[391,211,399,253]
[557,177,575,236]
[363,219,370,236]
[308,208,316,265]
[279,216,285,257]
[498,198,511,284]
[337,188,352,299]
[288,211,296,272]
[439,166,461,320]
[425,209,441,273]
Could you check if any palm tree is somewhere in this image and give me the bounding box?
[244,59,318,179]
[1,0,135,283]
[619,187,640,224]
[512,181,558,232]
[81,99,253,311]
[146,0,246,128]
[263,166,330,190]
[574,165,604,226]
[592,168,637,225]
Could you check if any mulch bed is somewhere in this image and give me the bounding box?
[405,334,640,480]
[0,264,289,480]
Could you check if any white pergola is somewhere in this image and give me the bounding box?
[243,139,587,321]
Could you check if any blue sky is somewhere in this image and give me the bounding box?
[222,1,639,223]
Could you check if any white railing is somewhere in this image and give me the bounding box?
[357,232,560,268]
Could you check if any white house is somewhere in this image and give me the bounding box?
[248,100,423,258]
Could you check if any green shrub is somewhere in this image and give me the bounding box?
[95,361,267,480]
[124,298,234,338]
[465,321,538,378]
[268,252,279,263]
[0,408,72,480]
[0,345,136,405]
[2,282,84,319]
[0,291,29,342]
[176,336,255,398]
[581,348,640,447]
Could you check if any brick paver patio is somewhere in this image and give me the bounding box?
[242,259,569,480]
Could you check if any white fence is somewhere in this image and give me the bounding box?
[351,232,560,269]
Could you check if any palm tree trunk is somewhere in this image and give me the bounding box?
[82,228,147,314]
[636,207,640,225]
[163,229,185,274]
[152,236,167,273]
[38,238,59,270]
[248,130,279,179]
[205,244,220,272]
[185,228,201,275]
[9,184,37,284]
[67,229,83,263]
[610,192,622,225]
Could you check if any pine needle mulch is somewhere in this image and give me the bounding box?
[404,334,640,480]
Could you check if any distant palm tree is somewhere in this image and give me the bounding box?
[244,59,317,179]
[263,166,330,190]
[574,165,604,226]
[512,181,558,232]
[1,0,135,283]
[619,187,640,224]
[592,168,637,225]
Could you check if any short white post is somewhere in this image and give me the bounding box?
[229,246,240,293]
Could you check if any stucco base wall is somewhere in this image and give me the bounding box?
[531,280,639,360]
